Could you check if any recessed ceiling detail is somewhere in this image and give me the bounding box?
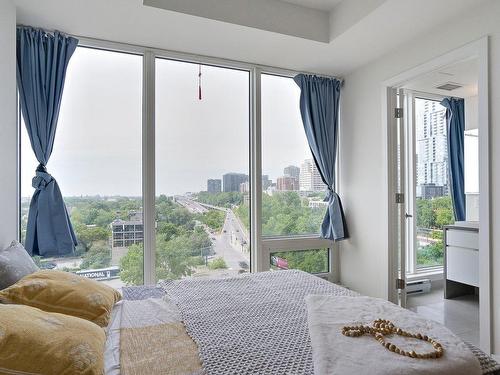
[143,0,332,43]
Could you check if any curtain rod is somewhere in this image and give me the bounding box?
[17,24,344,83]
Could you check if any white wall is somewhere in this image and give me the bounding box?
[465,95,479,221]
[0,0,17,250]
[339,0,500,353]
[466,95,479,131]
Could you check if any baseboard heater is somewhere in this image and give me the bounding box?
[407,279,432,295]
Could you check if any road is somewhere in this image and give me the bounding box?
[219,209,249,263]
[211,225,249,272]
[175,196,208,214]
[203,209,250,273]
[179,197,250,273]
[224,209,249,251]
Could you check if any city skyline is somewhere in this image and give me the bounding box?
[204,157,324,194]
[21,158,323,199]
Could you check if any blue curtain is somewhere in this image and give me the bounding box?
[17,27,79,256]
[294,74,348,241]
[441,97,465,222]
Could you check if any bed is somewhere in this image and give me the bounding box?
[106,270,500,375]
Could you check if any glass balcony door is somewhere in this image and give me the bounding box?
[406,94,453,273]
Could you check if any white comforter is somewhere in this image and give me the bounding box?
[306,295,482,375]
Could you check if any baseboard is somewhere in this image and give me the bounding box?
[431,278,444,290]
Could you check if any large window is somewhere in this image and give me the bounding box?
[261,74,326,237]
[19,43,340,285]
[260,74,332,277]
[20,47,143,289]
[153,59,250,281]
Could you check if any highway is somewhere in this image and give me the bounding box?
[175,196,208,213]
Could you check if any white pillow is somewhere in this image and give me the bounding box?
[0,240,39,290]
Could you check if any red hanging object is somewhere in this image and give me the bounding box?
[198,64,202,100]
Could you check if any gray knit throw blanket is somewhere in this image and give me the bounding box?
[160,270,356,375]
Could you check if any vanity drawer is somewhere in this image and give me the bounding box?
[446,246,479,287]
[446,229,478,249]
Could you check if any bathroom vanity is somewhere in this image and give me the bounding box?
[444,222,479,299]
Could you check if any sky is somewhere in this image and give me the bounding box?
[21,47,312,197]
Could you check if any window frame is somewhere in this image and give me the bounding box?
[405,90,449,276]
[262,236,339,281]
[17,36,341,285]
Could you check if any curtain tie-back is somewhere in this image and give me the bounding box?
[324,186,334,202]
[32,167,54,191]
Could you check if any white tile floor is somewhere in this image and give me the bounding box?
[407,286,479,347]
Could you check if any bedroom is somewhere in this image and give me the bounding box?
[1,0,500,374]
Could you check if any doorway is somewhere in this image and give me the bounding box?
[384,39,490,353]
[404,66,479,347]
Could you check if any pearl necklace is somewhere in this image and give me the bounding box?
[341,319,444,359]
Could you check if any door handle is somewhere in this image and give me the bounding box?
[405,213,413,218]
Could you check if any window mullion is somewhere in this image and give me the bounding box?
[250,68,263,273]
[142,51,156,285]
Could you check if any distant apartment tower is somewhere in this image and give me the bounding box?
[207,179,222,193]
[111,211,143,266]
[299,159,324,191]
[262,175,272,190]
[223,173,249,192]
[416,100,448,197]
[284,165,300,181]
[276,176,299,191]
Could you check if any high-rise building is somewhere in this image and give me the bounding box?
[262,175,272,190]
[111,211,143,265]
[299,159,324,192]
[416,100,448,197]
[283,165,300,181]
[223,173,249,192]
[207,179,221,193]
[276,176,299,191]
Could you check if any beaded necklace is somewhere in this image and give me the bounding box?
[342,319,444,359]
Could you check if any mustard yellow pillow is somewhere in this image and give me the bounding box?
[0,304,105,375]
[0,270,121,327]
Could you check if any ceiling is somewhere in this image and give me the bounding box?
[13,0,487,76]
[280,0,343,11]
[403,57,478,98]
